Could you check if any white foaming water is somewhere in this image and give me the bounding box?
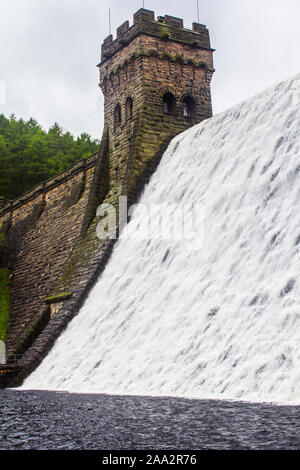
[23,75,300,403]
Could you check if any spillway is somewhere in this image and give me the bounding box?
[23,75,300,403]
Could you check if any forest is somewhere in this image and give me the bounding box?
[0,114,99,202]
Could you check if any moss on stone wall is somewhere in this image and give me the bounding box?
[45,293,72,303]
[0,268,10,341]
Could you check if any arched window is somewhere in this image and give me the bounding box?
[114,104,122,127]
[183,96,195,118]
[163,93,176,114]
[125,97,133,120]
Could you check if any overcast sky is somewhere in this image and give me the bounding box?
[0,0,299,138]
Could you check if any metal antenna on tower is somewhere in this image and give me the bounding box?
[197,0,200,23]
[109,8,112,35]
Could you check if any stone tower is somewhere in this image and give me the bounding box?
[98,8,214,206]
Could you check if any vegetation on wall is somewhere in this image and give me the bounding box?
[45,292,72,303]
[0,226,10,341]
[0,114,100,202]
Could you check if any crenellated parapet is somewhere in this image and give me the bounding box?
[100,8,213,64]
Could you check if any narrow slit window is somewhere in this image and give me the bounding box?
[163,93,176,114]
[114,104,122,126]
[125,97,133,120]
[183,96,195,118]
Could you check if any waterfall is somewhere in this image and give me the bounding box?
[23,74,300,404]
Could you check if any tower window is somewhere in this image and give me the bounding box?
[125,97,133,120]
[114,104,122,127]
[163,93,176,114]
[183,96,195,118]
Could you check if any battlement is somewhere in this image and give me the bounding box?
[100,8,212,63]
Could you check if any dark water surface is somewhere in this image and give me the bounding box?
[0,390,299,450]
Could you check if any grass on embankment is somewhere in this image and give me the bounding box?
[0,268,10,341]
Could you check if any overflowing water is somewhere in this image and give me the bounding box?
[23,75,300,403]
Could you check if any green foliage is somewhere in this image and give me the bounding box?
[0,114,100,202]
[0,268,10,341]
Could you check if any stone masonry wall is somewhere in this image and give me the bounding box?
[0,154,98,356]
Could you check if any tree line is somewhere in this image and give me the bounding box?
[0,114,100,202]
